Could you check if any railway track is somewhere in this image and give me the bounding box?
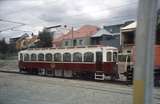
[0,70,160,100]
[0,69,127,85]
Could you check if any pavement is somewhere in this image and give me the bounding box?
[0,59,160,104]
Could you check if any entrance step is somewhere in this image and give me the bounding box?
[94,71,105,80]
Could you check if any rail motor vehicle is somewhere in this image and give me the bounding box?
[18,46,119,80]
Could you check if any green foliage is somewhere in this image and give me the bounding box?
[36,29,53,48]
[0,38,17,59]
[0,38,8,54]
[156,11,160,44]
[157,22,160,32]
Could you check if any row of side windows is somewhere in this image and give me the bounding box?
[20,52,95,62]
[20,52,117,62]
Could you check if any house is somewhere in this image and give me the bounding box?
[91,28,120,48]
[53,25,122,48]
[120,22,136,46]
[103,20,134,35]
[120,22,136,53]
[9,34,28,49]
[16,33,39,50]
[102,21,134,49]
[9,37,21,46]
[53,25,99,47]
[120,20,160,53]
[120,9,160,52]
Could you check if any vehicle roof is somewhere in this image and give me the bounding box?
[19,46,118,54]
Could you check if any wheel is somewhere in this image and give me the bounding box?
[110,74,116,81]
[38,68,46,76]
[110,65,119,81]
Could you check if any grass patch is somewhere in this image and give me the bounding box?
[0,53,18,68]
[0,60,6,68]
[0,53,17,60]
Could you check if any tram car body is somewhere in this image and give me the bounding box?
[18,46,119,80]
[118,45,160,84]
[132,45,160,83]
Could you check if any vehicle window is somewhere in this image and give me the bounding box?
[118,55,131,62]
[84,52,94,62]
[38,53,44,61]
[20,53,23,61]
[31,54,37,61]
[45,53,52,61]
[54,53,61,62]
[107,52,112,61]
[73,52,82,62]
[118,55,125,62]
[127,55,131,62]
[113,52,118,62]
[96,52,102,62]
[24,54,29,61]
[63,53,71,62]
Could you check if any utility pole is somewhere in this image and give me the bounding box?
[133,0,157,104]
[71,27,74,47]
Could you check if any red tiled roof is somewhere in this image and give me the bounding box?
[53,25,99,42]
[53,33,65,42]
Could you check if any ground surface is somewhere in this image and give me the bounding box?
[0,60,160,104]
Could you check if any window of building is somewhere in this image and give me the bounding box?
[79,40,83,45]
[65,41,68,46]
[73,52,82,62]
[31,54,37,61]
[63,53,71,62]
[38,53,44,61]
[20,53,23,61]
[113,52,118,62]
[73,40,77,46]
[24,54,29,61]
[107,52,112,61]
[45,53,52,61]
[105,35,112,40]
[123,31,135,45]
[110,29,113,32]
[54,53,61,62]
[84,52,94,62]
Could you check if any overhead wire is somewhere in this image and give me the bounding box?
[0,24,25,32]
[0,18,29,32]
[0,19,28,25]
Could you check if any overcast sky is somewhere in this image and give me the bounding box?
[0,0,158,41]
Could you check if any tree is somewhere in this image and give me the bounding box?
[37,29,53,48]
[0,38,8,54]
[156,9,160,44]
[0,38,18,59]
